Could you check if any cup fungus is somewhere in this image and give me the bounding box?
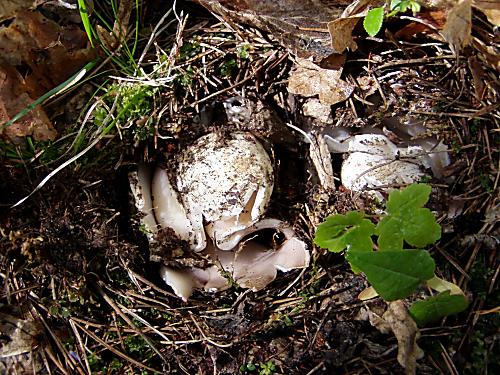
[325,134,450,191]
[131,132,309,300]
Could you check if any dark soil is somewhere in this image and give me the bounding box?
[1,2,498,375]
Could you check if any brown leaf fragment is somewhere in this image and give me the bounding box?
[394,10,447,40]
[288,58,354,105]
[97,0,133,51]
[0,308,44,373]
[0,63,56,142]
[328,17,361,53]
[0,10,96,97]
[473,39,500,71]
[468,56,487,105]
[368,301,424,375]
[0,0,33,21]
[0,10,96,141]
[441,0,472,52]
[473,0,500,26]
[327,0,385,53]
[0,310,42,357]
[195,0,352,59]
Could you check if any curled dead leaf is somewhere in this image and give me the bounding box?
[368,301,424,375]
[327,0,385,53]
[288,58,354,105]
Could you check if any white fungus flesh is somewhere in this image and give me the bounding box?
[129,165,158,242]
[160,220,309,300]
[152,168,205,251]
[339,134,427,191]
[132,131,310,300]
[176,132,274,251]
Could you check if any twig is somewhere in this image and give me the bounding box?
[71,320,159,373]
[96,282,169,365]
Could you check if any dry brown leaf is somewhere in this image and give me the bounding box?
[0,10,96,142]
[97,0,133,51]
[468,55,487,105]
[473,40,500,71]
[327,0,384,53]
[0,0,33,21]
[288,58,354,105]
[328,17,361,53]
[369,301,424,375]
[0,63,56,142]
[0,310,42,357]
[0,10,95,97]
[195,0,352,59]
[473,0,500,26]
[441,0,472,51]
[394,10,447,40]
[0,308,44,373]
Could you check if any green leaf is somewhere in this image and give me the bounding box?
[363,7,385,37]
[390,0,403,10]
[390,0,421,15]
[314,211,375,253]
[409,291,468,326]
[346,250,435,301]
[77,0,94,47]
[409,1,421,14]
[377,184,441,251]
[426,275,465,296]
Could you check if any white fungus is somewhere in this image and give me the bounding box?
[131,132,310,300]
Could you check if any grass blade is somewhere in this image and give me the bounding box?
[78,0,95,47]
[1,60,98,132]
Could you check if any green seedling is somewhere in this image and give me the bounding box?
[364,0,422,37]
[240,361,277,375]
[315,183,468,325]
[259,361,277,375]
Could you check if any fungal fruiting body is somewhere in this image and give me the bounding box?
[324,134,450,191]
[131,132,309,300]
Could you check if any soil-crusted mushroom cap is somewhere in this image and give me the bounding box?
[176,132,274,251]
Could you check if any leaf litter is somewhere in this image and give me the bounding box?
[0,4,95,142]
[0,0,498,374]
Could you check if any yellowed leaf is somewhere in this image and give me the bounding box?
[426,275,465,295]
[358,286,379,300]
